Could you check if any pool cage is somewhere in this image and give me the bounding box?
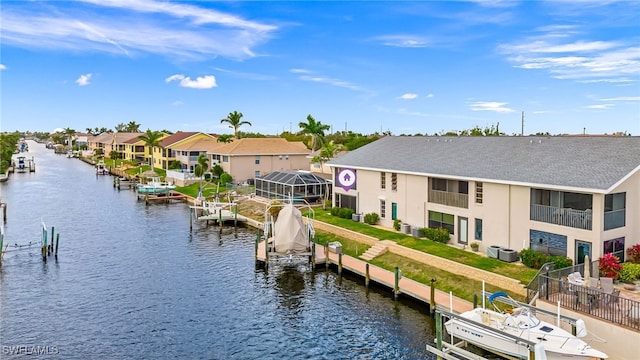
[255,171,331,203]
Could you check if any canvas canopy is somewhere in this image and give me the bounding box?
[273,204,309,255]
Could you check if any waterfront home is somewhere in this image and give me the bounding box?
[153,132,213,170]
[88,132,145,158]
[209,138,311,185]
[327,136,640,265]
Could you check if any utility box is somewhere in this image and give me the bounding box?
[487,245,501,259]
[401,223,411,234]
[351,213,360,222]
[328,241,342,254]
[499,248,519,262]
[411,227,421,238]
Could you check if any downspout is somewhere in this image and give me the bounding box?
[508,184,511,249]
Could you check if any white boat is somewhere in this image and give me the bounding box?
[96,161,109,175]
[136,176,176,194]
[444,292,608,360]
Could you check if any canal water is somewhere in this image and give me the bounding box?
[0,141,437,359]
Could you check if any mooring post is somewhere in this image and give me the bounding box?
[255,229,260,260]
[324,242,329,270]
[55,233,60,257]
[338,252,343,275]
[430,278,437,316]
[365,263,370,288]
[394,266,400,301]
[473,294,478,309]
[50,226,55,255]
[42,227,47,262]
[435,311,443,360]
[189,208,193,232]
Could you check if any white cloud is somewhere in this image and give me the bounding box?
[587,104,614,109]
[76,73,92,86]
[469,101,515,113]
[375,35,429,48]
[165,74,217,89]
[426,93,434,98]
[171,100,184,106]
[0,0,277,61]
[600,96,640,101]
[289,68,310,74]
[295,69,372,95]
[0,64,5,70]
[399,93,418,100]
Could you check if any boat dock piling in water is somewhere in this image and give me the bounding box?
[41,224,60,262]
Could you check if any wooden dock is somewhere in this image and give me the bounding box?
[256,241,473,314]
[137,191,188,204]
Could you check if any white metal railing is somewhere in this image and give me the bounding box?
[530,204,592,230]
[428,189,468,208]
[166,169,198,181]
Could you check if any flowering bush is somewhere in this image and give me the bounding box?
[519,248,572,269]
[418,227,450,244]
[598,253,622,279]
[627,244,640,263]
[619,263,640,283]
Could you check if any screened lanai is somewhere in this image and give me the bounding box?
[255,170,331,203]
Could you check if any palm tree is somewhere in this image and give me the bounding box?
[298,114,330,152]
[138,129,164,172]
[63,127,76,150]
[194,154,209,199]
[126,121,141,133]
[216,134,234,143]
[220,111,251,137]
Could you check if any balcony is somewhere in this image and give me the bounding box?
[530,204,592,230]
[428,189,468,208]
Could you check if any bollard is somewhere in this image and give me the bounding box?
[324,242,329,270]
[430,278,437,316]
[365,263,370,288]
[394,266,400,301]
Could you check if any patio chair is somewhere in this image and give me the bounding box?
[600,277,614,294]
[605,289,621,310]
[589,277,599,288]
[568,272,584,285]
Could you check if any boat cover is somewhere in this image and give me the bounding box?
[273,204,309,255]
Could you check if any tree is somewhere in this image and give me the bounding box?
[298,114,330,152]
[194,154,210,199]
[115,123,127,132]
[217,134,234,143]
[63,127,76,150]
[126,121,141,133]
[138,129,164,172]
[220,111,251,137]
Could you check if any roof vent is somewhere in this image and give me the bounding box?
[538,140,542,144]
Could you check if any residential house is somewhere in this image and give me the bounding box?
[328,136,640,264]
[87,132,144,158]
[209,138,311,184]
[153,132,214,170]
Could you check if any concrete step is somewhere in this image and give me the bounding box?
[359,243,388,261]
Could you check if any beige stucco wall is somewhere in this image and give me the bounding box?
[332,166,640,262]
[224,154,310,184]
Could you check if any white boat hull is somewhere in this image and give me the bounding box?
[445,308,607,360]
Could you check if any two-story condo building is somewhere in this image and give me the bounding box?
[328,136,640,265]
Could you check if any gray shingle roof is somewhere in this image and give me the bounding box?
[328,136,640,192]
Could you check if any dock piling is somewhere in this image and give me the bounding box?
[430,278,437,315]
[394,266,401,300]
[338,253,343,275]
[365,263,370,288]
[55,233,59,257]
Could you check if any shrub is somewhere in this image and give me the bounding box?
[519,248,572,270]
[363,212,379,225]
[598,253,623,279]
[470,242,480,250]
[618,263,640,283]
[393,219,402,231]
[418,227,450,244]
[627,244,640,263]
[330,207,353,219]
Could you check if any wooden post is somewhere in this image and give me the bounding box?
[435,311,443,360]
[430,278,437,316]
[338,252,343,275]
[365,263,370,288]
[42,226,47,262]
[394,266,400,301]
[50,226,55,255]
[55,233,59,257]
[473,294,478,308]
[325,242,329,270]
[255,229,260,260]
[189,208,193,232]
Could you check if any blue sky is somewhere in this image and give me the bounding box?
[1,0,639,136]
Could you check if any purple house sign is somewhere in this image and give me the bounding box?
[337,168,356,192]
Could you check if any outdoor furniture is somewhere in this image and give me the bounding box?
[589,277,600,288]
[568,272,584,286]
[600,277,614,294]
[605,289,621,309]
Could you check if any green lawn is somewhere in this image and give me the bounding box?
[310,208,538,285]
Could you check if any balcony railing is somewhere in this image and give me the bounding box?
[530,204,592,230]
[604,209,625,230]
[428,190,468,208]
